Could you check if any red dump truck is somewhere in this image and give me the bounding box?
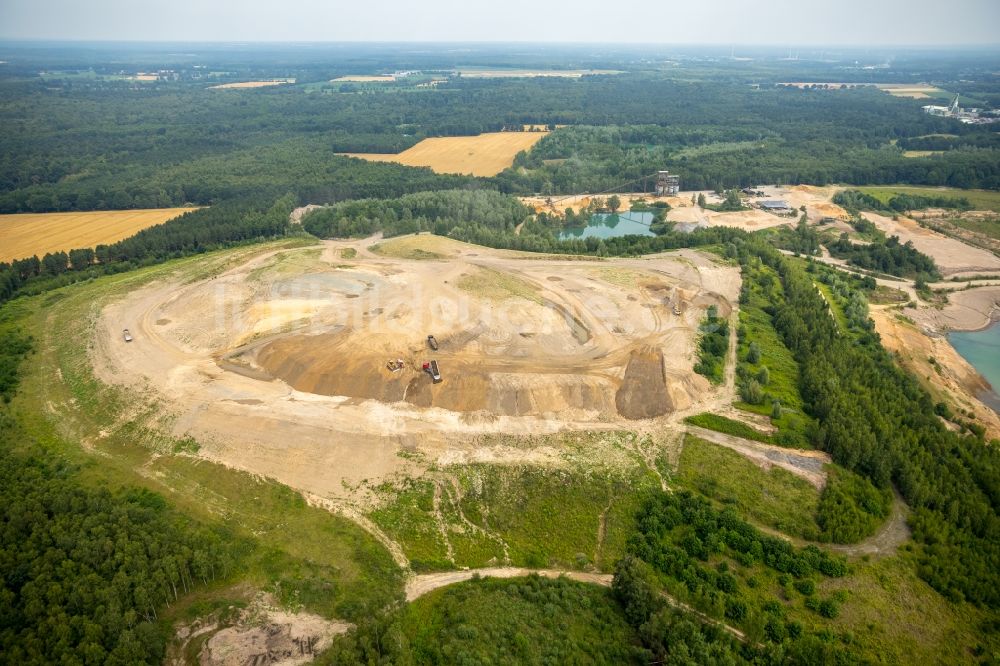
[422,360,442,383]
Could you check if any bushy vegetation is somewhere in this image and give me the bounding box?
[302,189,529,239]
[618,491,858,657]
[767,215,822,256]
[694,305,730,384]
[816,467,893,544]
[683,413,773,444]
[323,575,647,664]
[832,189,887,215]
[0,326,32,402]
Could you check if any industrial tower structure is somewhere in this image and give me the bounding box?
[655,170,680,196]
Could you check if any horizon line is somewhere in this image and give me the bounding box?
[1,38,999,50]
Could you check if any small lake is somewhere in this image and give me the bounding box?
[558,211,655,240]
[950,321,1000,414]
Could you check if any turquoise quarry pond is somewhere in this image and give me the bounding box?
[950,321,1000,413]
[558,211,655,240]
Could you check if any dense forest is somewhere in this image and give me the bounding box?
[2,54,1000,215]
[0,339,239,665]
[301,189,528,239]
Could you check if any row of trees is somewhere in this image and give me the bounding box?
[301,189,528,240]
[749,240,1000,606]
[694,305,729,384]
[825,233,939,279]
[833,188,971,214]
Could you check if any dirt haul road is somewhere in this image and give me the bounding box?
[91,236,739,503]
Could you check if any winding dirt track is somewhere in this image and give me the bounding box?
[685,425,831,489]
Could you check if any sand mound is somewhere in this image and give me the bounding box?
[616,346,672,419]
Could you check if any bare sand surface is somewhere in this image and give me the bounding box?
[863,212,1000,276]
[91,236,739,503]
[522,185,846,232]
[905,285,1000,333]
[170,592,350,666]
[873,309,1000,439]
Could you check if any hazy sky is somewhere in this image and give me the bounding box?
[1,0,998,45]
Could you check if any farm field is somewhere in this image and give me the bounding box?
[340,131,549,176]
[0,207,197,262]
[775,83,945,99]
[876,84,946,98]
[208,79,294,89]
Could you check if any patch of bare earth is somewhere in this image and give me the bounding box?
[88,237,738,507]
[170,593,350,666]
[872,309,1000,440]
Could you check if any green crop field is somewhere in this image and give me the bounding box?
[857,185,1000,213]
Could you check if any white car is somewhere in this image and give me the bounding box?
[123,329,133,342]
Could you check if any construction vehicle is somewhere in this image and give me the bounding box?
[386,358,404,372]
[123,329,133,342]
[427,335,439,351]
[422,360,442,383]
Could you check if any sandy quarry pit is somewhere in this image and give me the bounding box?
[520,184,849,233]
[91,236,739,502]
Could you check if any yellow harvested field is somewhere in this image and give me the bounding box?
[776,83,944,98]
[331,75,396,82]
[0,208,197,262]
[339,132,549,177]
[876,84,944,98]
[209,80,294,89]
